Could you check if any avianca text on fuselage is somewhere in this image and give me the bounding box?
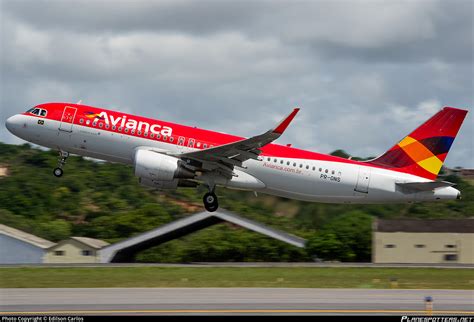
[88,111,173,137]
[5,102,468,212]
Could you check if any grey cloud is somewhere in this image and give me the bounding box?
[4,0,472,63]
[1,0,472,168]
[3,0,265,35]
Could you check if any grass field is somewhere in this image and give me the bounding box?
[0,267,472,289]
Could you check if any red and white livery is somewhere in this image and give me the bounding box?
[6,103,468,211]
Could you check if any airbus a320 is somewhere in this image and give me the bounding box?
[5,103,468,211]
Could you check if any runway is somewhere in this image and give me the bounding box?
[1,288,473,315]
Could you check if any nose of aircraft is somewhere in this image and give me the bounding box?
[5,114,21,134]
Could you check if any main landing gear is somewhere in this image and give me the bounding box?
[53,151,69,178]
[203,191,219,212]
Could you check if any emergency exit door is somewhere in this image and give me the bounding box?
[355,167,371,194]
[59,106,77,132]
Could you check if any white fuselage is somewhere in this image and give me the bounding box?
[6,114,460,203]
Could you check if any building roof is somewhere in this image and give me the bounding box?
[375,219,474,233]
[70,237,110,249]
[0,224,56,249]
[99,209,307,263]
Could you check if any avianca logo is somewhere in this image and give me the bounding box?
[84,112,105,120]
[86,111,173,136]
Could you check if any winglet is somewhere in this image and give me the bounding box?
[272,107,300,134]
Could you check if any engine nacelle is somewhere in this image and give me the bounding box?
[134,149,194,181]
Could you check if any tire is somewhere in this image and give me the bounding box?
[53,168,63,177]
[203,192,218,212]
[204,203,218,212]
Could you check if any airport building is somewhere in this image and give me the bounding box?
[2,216,472,265]
[373,219,474,264]
[0,210,306,264]
[0,224,55,264]
[44,237,109,264]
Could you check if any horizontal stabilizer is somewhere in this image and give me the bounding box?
[396,181,455,192]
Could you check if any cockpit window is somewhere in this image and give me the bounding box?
[28,108,47,117]
[26,108,35,113]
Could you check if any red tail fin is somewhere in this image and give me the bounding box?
[367,107,468,180]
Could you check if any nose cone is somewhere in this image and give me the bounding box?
[5,114,22,135]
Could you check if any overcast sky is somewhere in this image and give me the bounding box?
[1,0,472,167]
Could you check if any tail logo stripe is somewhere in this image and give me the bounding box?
[418,155,443,175]
[399,138,434,162]
[367,107,468,180]
[397,136,444,175]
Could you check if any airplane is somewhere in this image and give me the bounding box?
[5,103,468,212]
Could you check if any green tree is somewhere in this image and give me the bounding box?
[306,232,353,261]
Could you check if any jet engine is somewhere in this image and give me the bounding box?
[134,149,194,183]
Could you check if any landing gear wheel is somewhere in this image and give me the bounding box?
[203,192,218,212]
[53,150,69,178]
[53,167,63,177]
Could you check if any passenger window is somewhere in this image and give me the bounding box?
[170,137,174,143]
[306,165,309,169]
[280,160,284,164]
[293,162,296,167]
[287,161,290,165]
[319,168,322,172]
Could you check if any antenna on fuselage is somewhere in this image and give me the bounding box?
[76,100,82,105]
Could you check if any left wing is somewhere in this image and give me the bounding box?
[174,108,300,175]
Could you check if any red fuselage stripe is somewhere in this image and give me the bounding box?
[29,102,399,172]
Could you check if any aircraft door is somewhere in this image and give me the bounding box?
[355,167,371,194]
[59,106,77,132]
